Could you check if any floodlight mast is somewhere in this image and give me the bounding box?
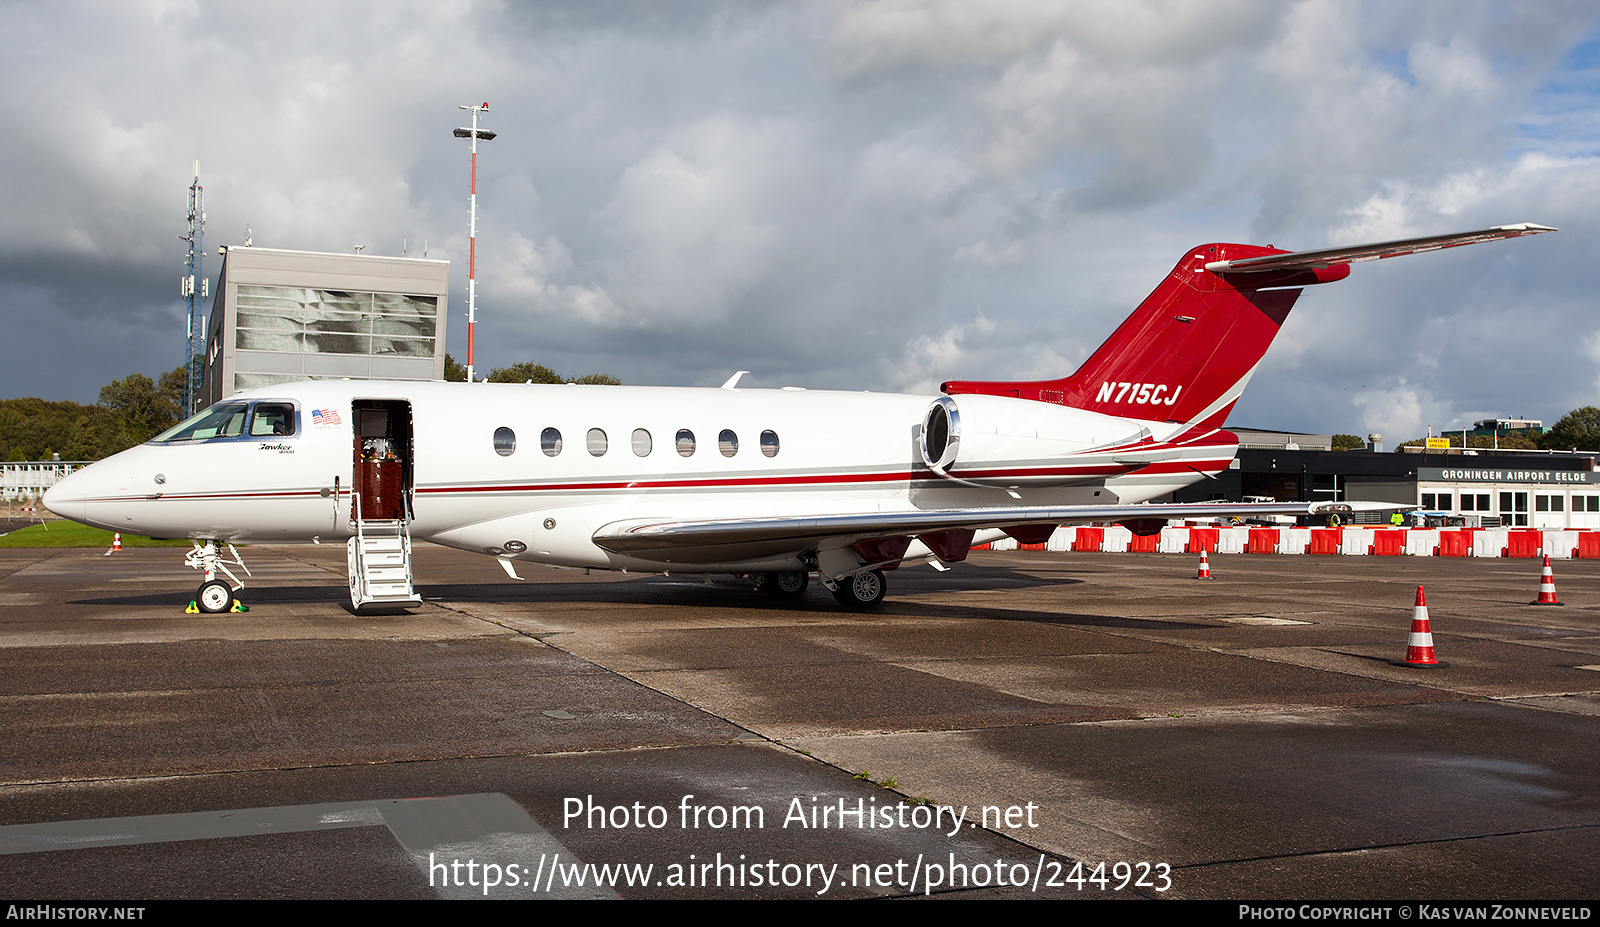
[178,161,206,415]
[453,103,496,383]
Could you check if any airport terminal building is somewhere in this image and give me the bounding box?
[1173,429,1600,529]
[201,247,449,406]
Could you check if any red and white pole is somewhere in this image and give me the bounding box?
[454,103,496,383]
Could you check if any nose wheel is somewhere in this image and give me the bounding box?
[184,540,251,614]
[196,580,235,614]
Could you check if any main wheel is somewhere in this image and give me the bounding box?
[196,580,234,614]
[767,570,809,597]
[831,569,886,608]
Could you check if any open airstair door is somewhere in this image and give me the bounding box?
[347,399,420,610]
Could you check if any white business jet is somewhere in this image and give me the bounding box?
[45,224,1554,613]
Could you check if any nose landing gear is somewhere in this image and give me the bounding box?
[194,580,236,614]
[183,540,251,614]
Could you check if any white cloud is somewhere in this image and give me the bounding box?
[888,313,998,394]
[592,115,798,324]
[1351,380,1434,444]
[0,0,1595,440]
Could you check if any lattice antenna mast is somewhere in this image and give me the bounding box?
[453,103,495,383]
[178,160,206,414]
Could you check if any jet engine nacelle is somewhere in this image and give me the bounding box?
[918,394,1151,487]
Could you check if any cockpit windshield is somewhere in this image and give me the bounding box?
[149,401,298,444]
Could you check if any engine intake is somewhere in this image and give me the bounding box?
[920,396,961,472]
[916,393,1153,489]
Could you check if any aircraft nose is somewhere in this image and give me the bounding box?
[42,472,86,522]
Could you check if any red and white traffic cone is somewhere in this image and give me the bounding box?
[1196,549,1212,579]
[104,532,122,555]
[1393,585,1447,667]
[1531,554,1563,606]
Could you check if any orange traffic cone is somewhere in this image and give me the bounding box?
[1531,554,1563,606]
[1393,585,1447,667]
[104,532,122,556]
[1196,549,1212,579]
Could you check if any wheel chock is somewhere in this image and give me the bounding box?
[230,601,250,612]
[184,601,200,614]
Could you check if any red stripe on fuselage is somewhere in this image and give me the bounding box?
[66,454,1234,507]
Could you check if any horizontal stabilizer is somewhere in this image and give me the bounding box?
[1204,223,1556,274]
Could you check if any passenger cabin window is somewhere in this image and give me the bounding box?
[587,428,608,456]
[541,428,563,456]
[249,403,297,437]
[760,430,779,457]
[493,427,516,457]
[676,429,695,457]
[632,428,652,457]
[719,429,738,457]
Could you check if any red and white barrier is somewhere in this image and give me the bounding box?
[1278,527,1311,554]
[1404,529,1440,556]
[1473,529,1508,558]
[1541,530,1576,560]
[1215,527,1250,554]
[970,525,1600,560]
[1340,528,1373,555]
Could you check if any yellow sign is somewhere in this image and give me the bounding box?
[1425,438,1451,449]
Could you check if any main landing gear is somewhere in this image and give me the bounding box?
[184,540,251,614]
[754,568,886,608]
[757,570,810,598]
[829,569,887,609]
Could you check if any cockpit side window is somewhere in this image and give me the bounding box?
[150,401,297,444]
[150,403,251,443]
[249,403,297,437]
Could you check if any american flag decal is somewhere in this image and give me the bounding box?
[311,408,342,426]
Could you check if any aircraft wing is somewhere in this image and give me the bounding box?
[1203,223,1556,274]
[592,500,1387,561]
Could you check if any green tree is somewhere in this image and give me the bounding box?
[1483,432,1537,450]
[98,373,162,445]
[487,362,563,384]
[1330,434,1366,451]
[1539,406,1600,451]
[0,397,129,461]
[461,358,619,385]
[156,365,186,428]
[1397,432,1537,451]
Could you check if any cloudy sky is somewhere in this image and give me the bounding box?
[2,1,1596,441]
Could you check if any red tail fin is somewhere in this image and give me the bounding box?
[943,224,1554,429]
[942,243,1347,429]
